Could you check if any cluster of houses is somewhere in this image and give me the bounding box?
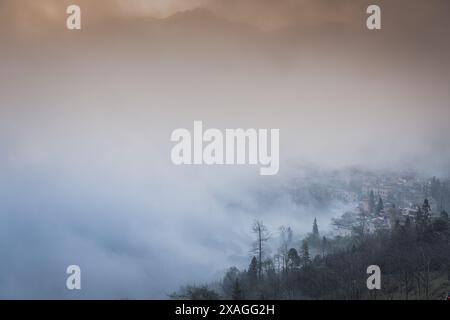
[330,173,445,236]
[318,171,429,207]
[290,169,447,237]
[334,197,442,237]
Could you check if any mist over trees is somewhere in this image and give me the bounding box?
[172,199,450,300]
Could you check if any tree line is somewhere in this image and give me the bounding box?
[171,199,450,300]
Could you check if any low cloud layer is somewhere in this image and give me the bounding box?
[1,0,449,298]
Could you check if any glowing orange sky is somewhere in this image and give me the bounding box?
[2,0,448,31]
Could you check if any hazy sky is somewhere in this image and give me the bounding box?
[0,0,449,298]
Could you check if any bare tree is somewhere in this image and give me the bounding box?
[252,220,270,279]
[278,226,293,272]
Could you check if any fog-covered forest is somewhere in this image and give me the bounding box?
[172,194,450,300]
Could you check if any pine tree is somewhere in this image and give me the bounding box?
[416,200,432,237]
[312,218,319,238]
[248,256,258,285]
[422,199,431,217]
[376,197,384,215]
[287,248,300,269]
[301,240,310,267]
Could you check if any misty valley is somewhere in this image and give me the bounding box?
[2,0,450,304]
[171,168,450,300]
